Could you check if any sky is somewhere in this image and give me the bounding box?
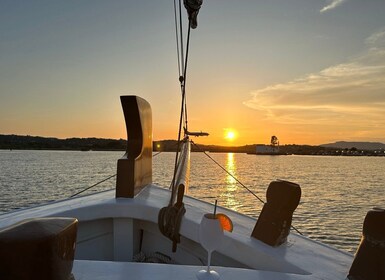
[1,0,384,146]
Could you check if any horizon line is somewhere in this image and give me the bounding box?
[1,133,384,147]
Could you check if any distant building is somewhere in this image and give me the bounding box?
[255,135,280,155]
[256,144,280,155]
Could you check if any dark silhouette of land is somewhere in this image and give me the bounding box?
[320,141,385,151]
[0,134,126,151]
[0,134,384,156]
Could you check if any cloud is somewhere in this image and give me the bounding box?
[320,0,348,13]
[244,29,385,139]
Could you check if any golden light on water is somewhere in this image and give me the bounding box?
[226,153,236,185]
[220,153,240,211]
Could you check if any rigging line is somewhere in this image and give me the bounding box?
[181,21,192,131]
[191,141,265,204]
[169,22,193,203]
[173,0,182,76]
[184,90,188,131]
[69,174,117,198]
[191,141,303,236]
[182,21,192,89]
[178,0,185,73]
[170,0,185,195]
[69,151,164,198]
[291,222,303,236]
[169,97,185,195]
[169,81,186,201]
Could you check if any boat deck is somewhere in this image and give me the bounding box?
[73,260,310,280]
[0,184,353,280]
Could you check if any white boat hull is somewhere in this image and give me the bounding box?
[0,184,353,280]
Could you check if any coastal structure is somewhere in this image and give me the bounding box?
[255,136,280,155]
[256,144,280,155]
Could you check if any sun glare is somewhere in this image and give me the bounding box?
[224,129,237,141]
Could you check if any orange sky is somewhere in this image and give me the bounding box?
[1,1,385,146]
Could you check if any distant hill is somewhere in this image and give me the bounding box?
[1,134,384,156]
[0,134,126,151]
[320,141,385,150]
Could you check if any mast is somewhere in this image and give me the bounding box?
[158,0,204,252]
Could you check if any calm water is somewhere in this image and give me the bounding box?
[0,150,384,253]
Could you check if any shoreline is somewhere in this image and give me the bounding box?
[1,148,384,157]
[1,135,384,156]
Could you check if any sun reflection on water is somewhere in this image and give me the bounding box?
[220,153,242,211]
[225,153,236,185]
[0,151,383,253]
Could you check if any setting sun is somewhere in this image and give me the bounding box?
[224,129,237,142]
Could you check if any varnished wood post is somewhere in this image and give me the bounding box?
[116,96,152,198]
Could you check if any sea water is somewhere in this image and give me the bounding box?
[0,150,384,253]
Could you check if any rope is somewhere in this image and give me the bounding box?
[158,1,199,253]
[173,0,182,77]
[158,198,186,252]
[182,23,192,133]
[191,141,303,236]
[133,251,176,264]
[153,151,162,157]
[179,0,185,73]
[169,23,192,202]
[169,93,186,197]
[291,221,302,235]
[170,0,197,196]
[184,93,188,133]
[69,152,163,198]
[69,174,116,198]
[191,141,265,204]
